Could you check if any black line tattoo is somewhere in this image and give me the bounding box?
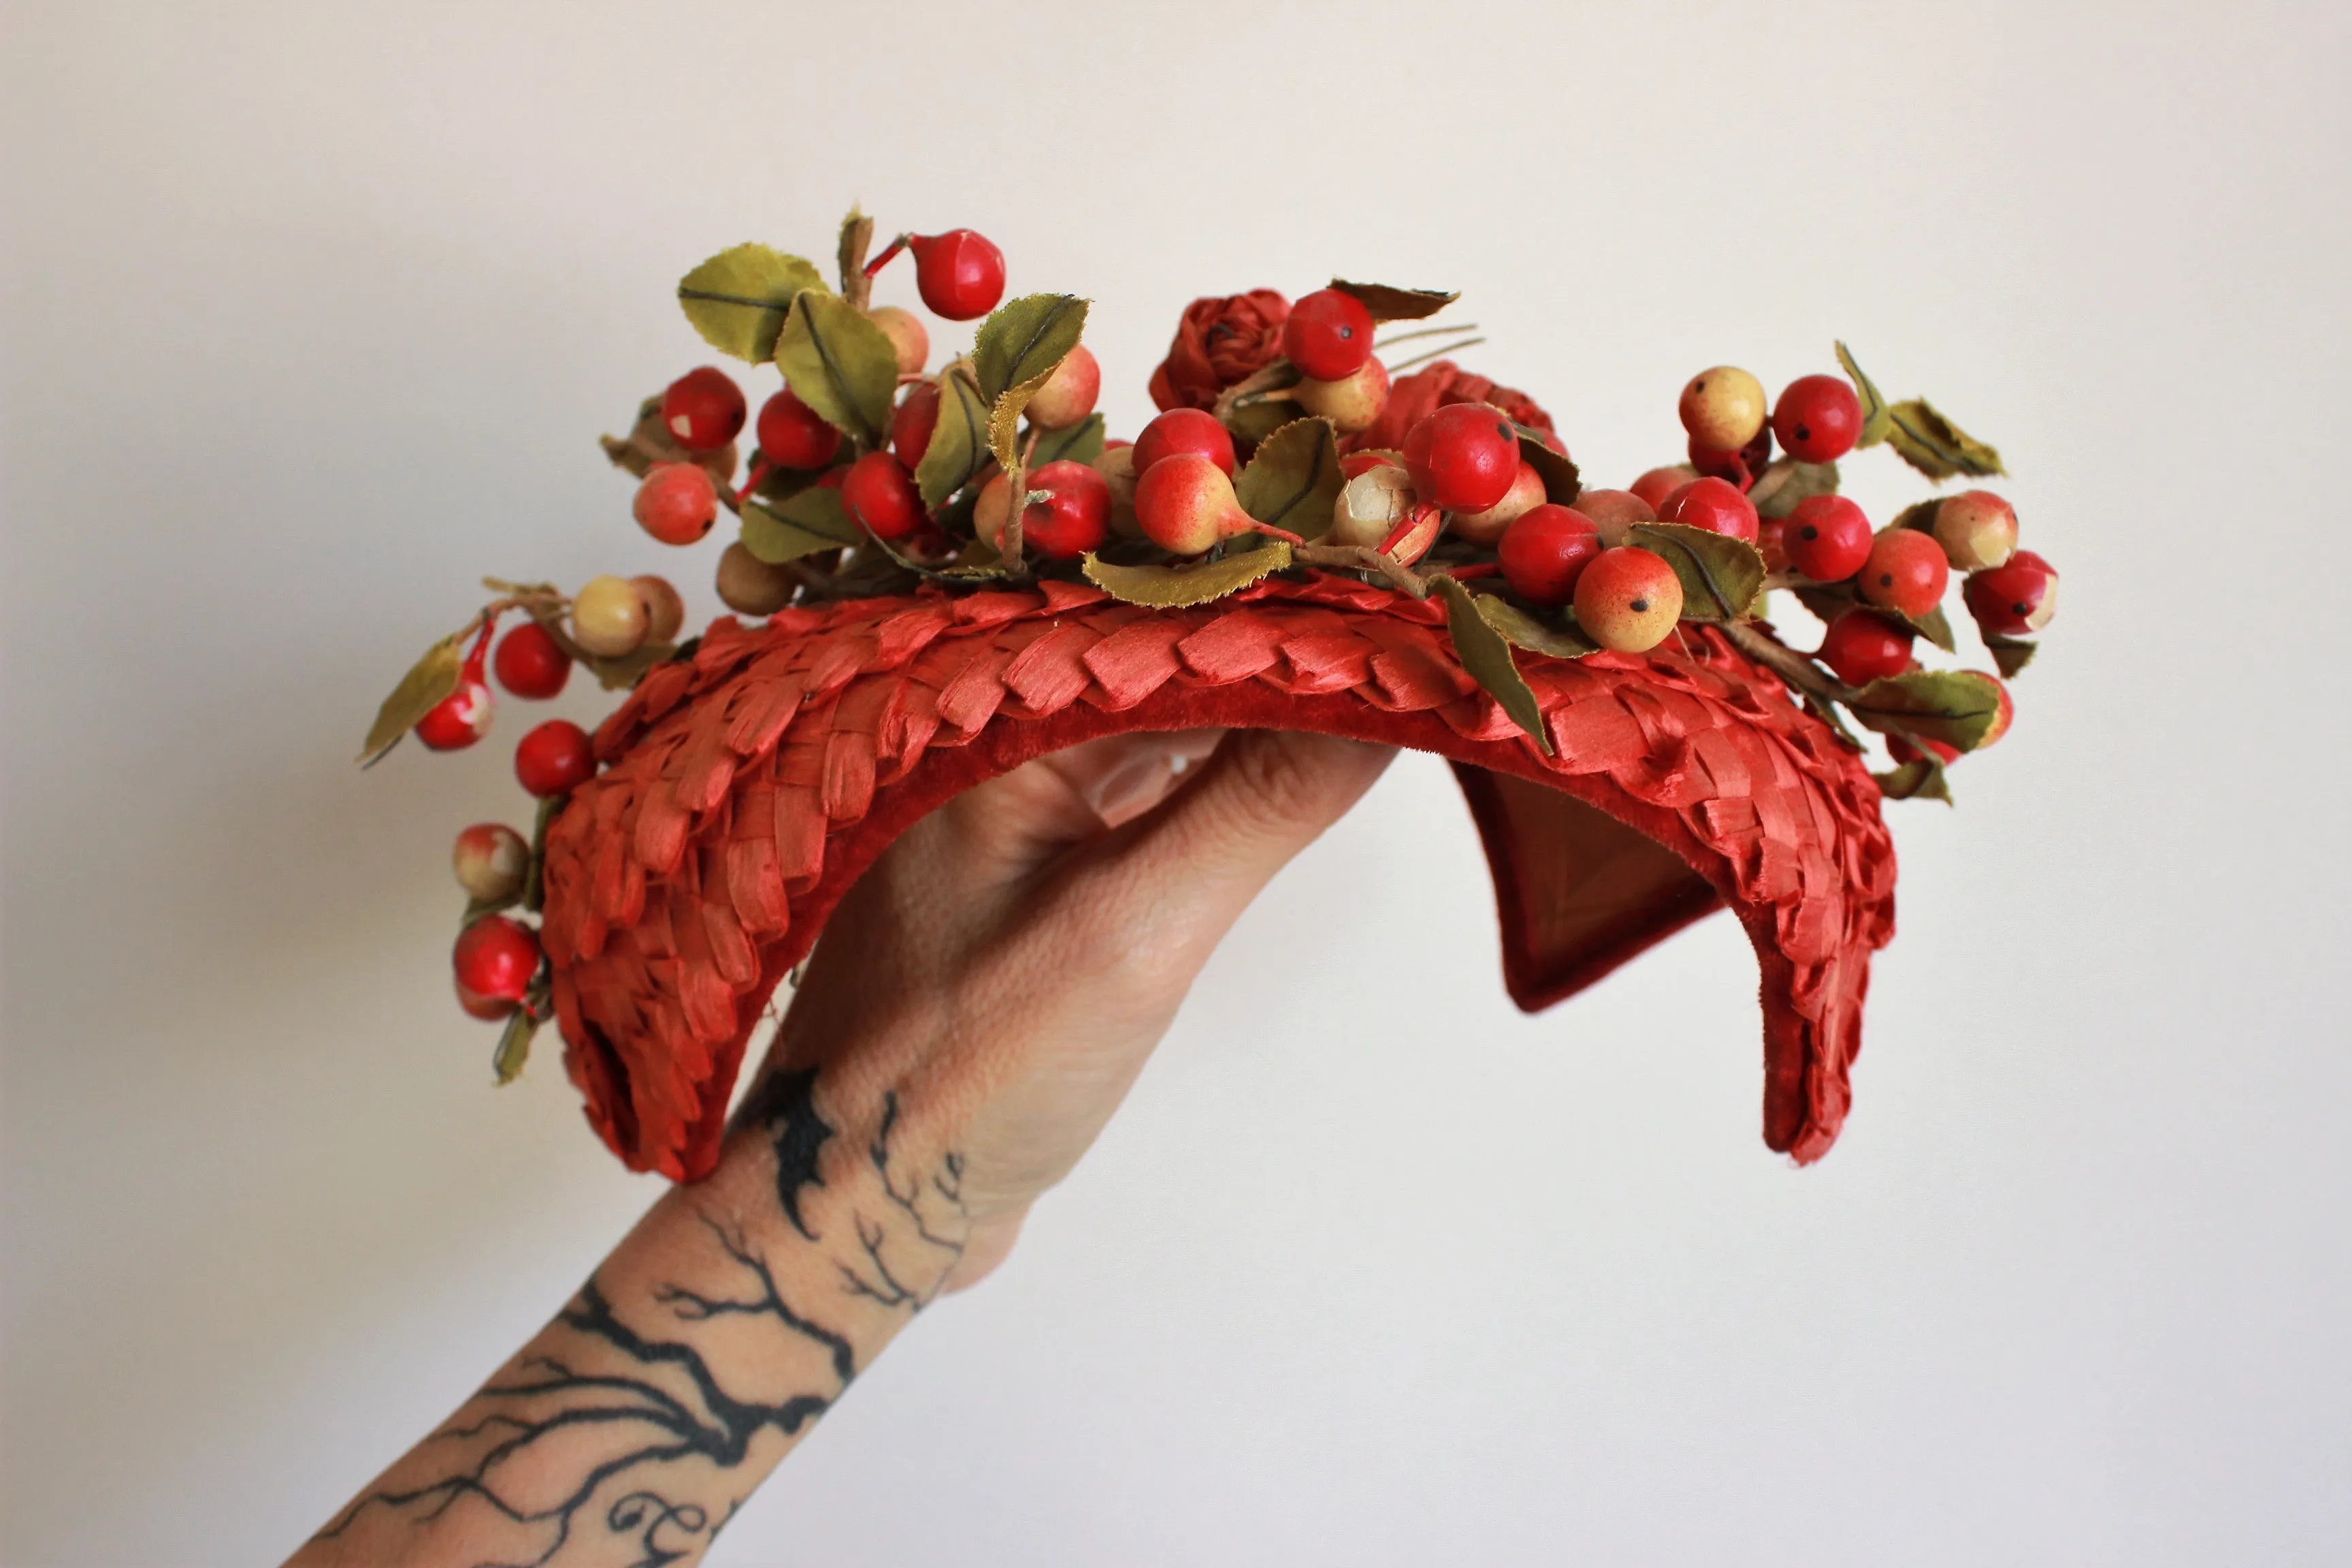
[312,1079,968,1568]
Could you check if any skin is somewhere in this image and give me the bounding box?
[291,729,1395,1568]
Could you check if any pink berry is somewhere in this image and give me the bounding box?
[453,915,540,1007]
[662,368,746,451]
[415,677,493,751]
[1563,487,1656,545]
[1293,357,1390,434]
[1629,465,1696,512]
[492,621,570,701]
[840,451,925,540]
[1403,403,1519,513]
[1016,460,1113,559]
[1858,529,1950,619]
[1281,289,1376,381]
[755,387,842,470]
[1678,366,1767,453]
[1132,453,1254,555]
[1452,460,1548,546]
[1025,345,1100,431]
[1573,546,1684,653]
[452,823,529,902]
[1132,408,1236,477]
[1963,551,2057,636]
[1816,608,1914,686]
[866,306,930,375]
[514,719,593,798]
[1783,495,1873,581]
[1660,476,1760,544]
[633,462,719,546]
[1933,491,2019,571]
[1771,375,1863,463]
[910,229,1006,321]
[1498,504,1604,607]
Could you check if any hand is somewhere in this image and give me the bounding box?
[295,729,1394,1568]
[772,728,1398,1288]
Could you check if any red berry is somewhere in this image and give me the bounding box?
[415,678,493,751]
[1281,289,1375,381]
[1498,504,1604,608]
[892,381,941,468]
[755,387,842,470]
[1963,551,2058,636]
[453,915,540,1006]
[633,462,719,546]
[1771,376,1863,463]
[1339,450,1400,480]
[1573,546,1684,653]
[1403,403,1519,513]
[910,229,1007,321]
[1933,491,2018,572]
[1816,608,1914,686]
[1783,495,1873,581]
[493,621,571,700]
[1629,466,1695,512]
[1659,476,1760,543]
[662,368,746,452]
[1889,734,1962,766]
[1132,408,1236,477]
[1980,676,2015,748]
[840,451,925,540]
[1017,460,1113,559]
[514,719,594,798]
[1858,528,1950,619]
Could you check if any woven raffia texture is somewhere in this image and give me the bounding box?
[541,572,1897,1183]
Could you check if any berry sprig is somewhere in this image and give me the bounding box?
[363,206,2059,1064]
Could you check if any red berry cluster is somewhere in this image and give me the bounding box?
[367,210,2058,1070]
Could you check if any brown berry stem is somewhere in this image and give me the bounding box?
[1371,321,1480,350]
[838,209,876,310]
[1289,542,1430,599]
[1384,336,1488,375]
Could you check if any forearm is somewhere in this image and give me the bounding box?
[293,1066,967,1568]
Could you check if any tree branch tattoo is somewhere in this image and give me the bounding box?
[307,1072,968,1567]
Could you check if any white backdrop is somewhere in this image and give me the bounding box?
[5,1,2349,1563]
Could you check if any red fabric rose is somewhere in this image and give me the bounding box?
[1343,360,1558,453]
[1148,290,1292,411]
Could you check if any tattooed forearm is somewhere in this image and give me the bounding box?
[301,1075,968,1568]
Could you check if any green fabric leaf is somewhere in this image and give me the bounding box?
[1748,459,1840,519]
[1872,755,1954,804]
[1984,634,2037,678]
[1234,417,1342,539]
[915,370,992,508]
[1512,425,1582,504]
[1836,340,1894,448]
[740,489,855,564]
[1431,575,1553,755]
[1030,412,1106,468]
[973,294,1089,404]
[357,630,468,764]
[678,244,827,362]
[1331,280,1460,322]
[1889,497,1942,533]
[1848,670,2004,751]
[1886,398,2006,482]
[1469,592,1600,659]
[1624,522,1767,623]
[1081,542,1293,607]
[491,1009,538,1086]
[774,291,898,447]
[1791,578,1953,653]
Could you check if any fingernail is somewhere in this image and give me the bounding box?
[1087,749,1181,827]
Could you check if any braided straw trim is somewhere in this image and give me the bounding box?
[540,572,1896,1183]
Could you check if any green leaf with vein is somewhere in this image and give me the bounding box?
[836,205,872,293]
[1889,497,1942,533]
[1836,340,1894,447]
[1431,575,1552,755]
[1513,425,1582,504]
[491,1009,538,1087]
[587,640,676,692]
[1234,417,1341,538]
[1081,542,1293,608]
[1332,280,1460,322]
[1848,670,2004,751]
[774,291,898,447]
[1748,458,1840,519]
[1910,600,1958,653]
[1983,634,2037,678]
[357,630,469,765]
[678,244,827,362]
[1873,755,1954,804]
[915,370,992,507]
[1790,579,1955,653]
[1470,591,1600,659]
[974,295,1089,402]
[741,491,855,564]
[1030,412,1105,468]
[1624,522,1766,623]
[1886,398,2006,481]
